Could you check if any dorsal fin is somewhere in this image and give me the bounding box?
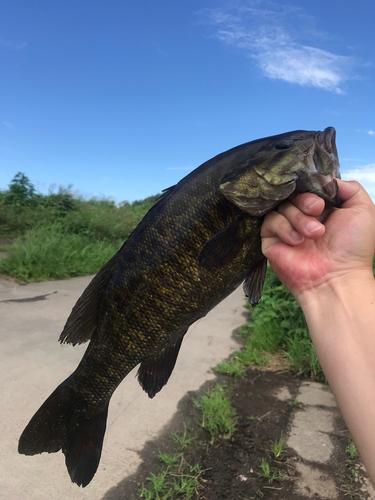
[59,253,119,346]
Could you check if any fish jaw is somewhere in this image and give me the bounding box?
[296,126,341,206]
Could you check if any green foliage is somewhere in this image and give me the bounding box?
[239,267,324,380]
[215,358,246,377]
[139,453,202,500]
[0,173,160,281]
[259,458,283,484]
[194,385,237,443]
[171,424,196,450]
[0,224,119,281]
[346,439,358,463]
[4,173,36,207]
[271,432,286,458]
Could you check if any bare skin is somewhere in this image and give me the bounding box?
[261,180,375,484]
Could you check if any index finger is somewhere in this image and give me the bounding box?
[287,192,325,217]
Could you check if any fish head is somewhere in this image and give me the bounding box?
[220,127,341,216]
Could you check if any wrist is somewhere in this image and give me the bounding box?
[297,269,375,317]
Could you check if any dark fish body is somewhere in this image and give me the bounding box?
[19,128,340,487]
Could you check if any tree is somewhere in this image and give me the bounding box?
[5,173,36,207]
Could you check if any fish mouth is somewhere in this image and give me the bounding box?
[315,127,341,205]
[296,127,341,206]
[314,127,340,178]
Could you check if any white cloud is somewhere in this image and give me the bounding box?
[342,164,375,202]
[199,3,355,94]
[368,130,375,136]
[342,164,375,183]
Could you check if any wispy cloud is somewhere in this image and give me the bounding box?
[343,164,375,183]
[199,2,356,94]
[368,130,375,136]
[2,121,14,129]
[0,39,26,50]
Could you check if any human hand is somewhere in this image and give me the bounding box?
[261,180,375,303]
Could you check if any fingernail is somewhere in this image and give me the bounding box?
[304,198,320,211]
[306,220,323,233]
[291,230,304,242]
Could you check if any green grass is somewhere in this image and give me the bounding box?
[0,173,160,282]
[259,458,283,484]
[193,384,237,443]
[0,224,119,281]
[271,432,286,459]
[139,452,202,499]
[171,424,196,450]
[237,267,324,380]
[215,358,247,377]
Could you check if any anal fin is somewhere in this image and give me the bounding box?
[137,332,186,398]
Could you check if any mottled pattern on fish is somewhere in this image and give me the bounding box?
[18,128,340,487]
[70,166,263,407]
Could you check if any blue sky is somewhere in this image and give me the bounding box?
[1,0,374,202]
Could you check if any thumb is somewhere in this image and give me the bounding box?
[338,180,373,210]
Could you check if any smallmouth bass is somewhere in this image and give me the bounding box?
[19,127,340,486]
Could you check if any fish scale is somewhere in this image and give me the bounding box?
[18,127,341,487]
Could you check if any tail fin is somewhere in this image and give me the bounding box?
[18,377,109,487]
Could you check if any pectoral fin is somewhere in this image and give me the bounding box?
[198,216,255,270]
[137,332,187,398]
[243,257,268,306]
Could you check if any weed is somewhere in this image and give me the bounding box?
[289,399,301,408]
[236,346,269,366]
[194,384,237,443]
[139,453,202,500]
[259,458,283,484]
[158,453,180,466]
[271,432,286,458]
[215,358,246,377]
[346,439,357,462]
[171,424,196,450]
[139,471,170,499]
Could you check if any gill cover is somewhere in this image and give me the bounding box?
[219,167,297,217]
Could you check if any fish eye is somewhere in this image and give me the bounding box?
[275,139,293,150]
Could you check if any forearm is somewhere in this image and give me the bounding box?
[299,271,375,482]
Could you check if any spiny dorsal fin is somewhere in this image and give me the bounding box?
[59,252,119,345]
[243,257,268,306]
[137,332,186,398]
